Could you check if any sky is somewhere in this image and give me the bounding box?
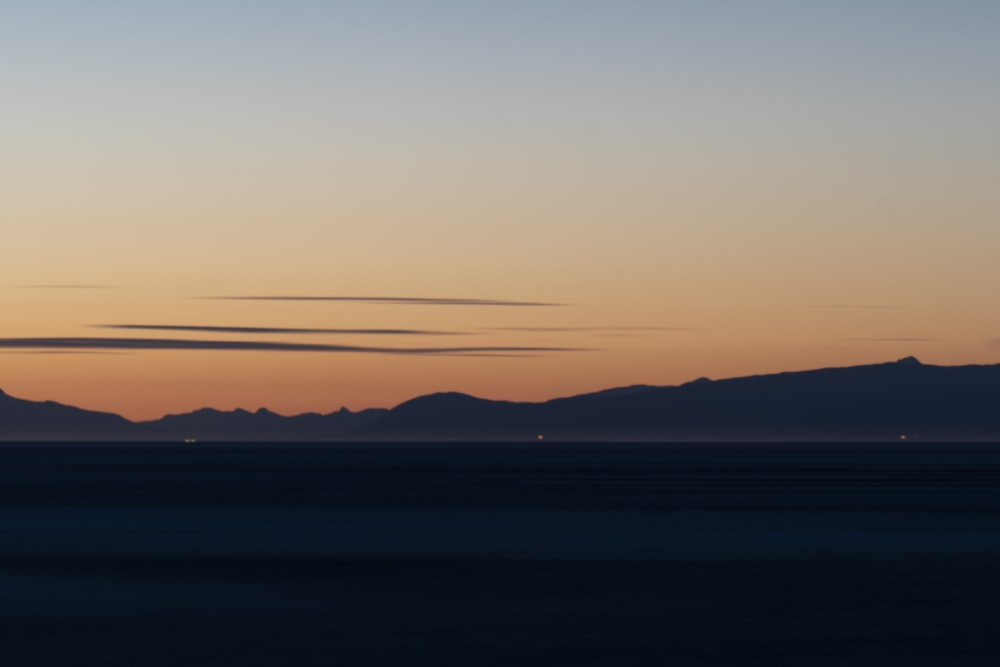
[2,1,999,420]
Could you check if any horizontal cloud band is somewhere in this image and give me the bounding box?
[0,337,585,355]
[98,324,468,336]
[851,337,942,343]
[18,284,117,289]
[488,326,690,332]
[206,296,565,306]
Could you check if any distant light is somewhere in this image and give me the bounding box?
[537,434,544,441]
[899,434,908,441]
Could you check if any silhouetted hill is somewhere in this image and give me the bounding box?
[371,392,533,439]
[143,406,387,441]
[2,358,999,441]
[356,358,1000,441]
[0,387,139,440]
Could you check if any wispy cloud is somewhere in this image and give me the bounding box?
[0,350,123,355]
[96,324,469,336]
[488,326,689,332]
[808,304,897,310]
[0,337,586,356]
[17,284,117,289]
[851,337,942,343]
[439,353,547,358]
[205,296,566,307]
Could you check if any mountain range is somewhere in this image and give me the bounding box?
[2,357,998,441]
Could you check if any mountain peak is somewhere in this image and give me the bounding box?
[895,356,923,366]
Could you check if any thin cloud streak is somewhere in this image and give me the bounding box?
[808,304,898,310]
[0,350,123,355]
[0,337,587,356]
[17,284,117,289]
[97,324,469,336]
[442,353,546,358]
[206,296,566,307]
[488,326,691,332]
[851,337,942,343]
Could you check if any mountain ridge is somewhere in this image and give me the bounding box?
[2,358,999,441]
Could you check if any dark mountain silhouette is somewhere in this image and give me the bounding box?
[142,406,387,441]
[0,387,139,440]
[354,357,1000,441]
[1,358,998,441]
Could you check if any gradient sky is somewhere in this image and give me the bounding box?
[3,1,999,419]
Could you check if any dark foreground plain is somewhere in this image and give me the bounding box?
[1,442,998,666]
